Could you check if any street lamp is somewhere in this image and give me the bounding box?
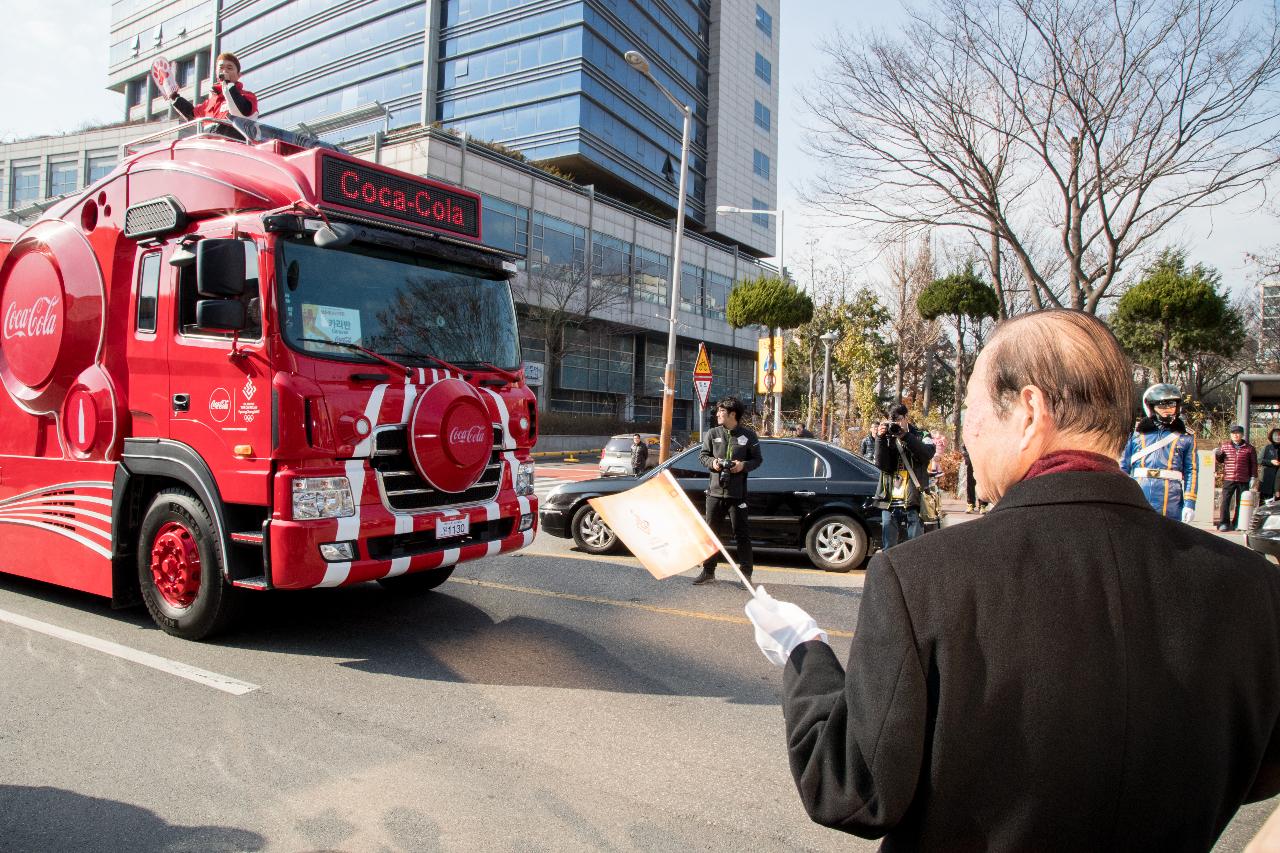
[626,49,691,464]
[716,204,784,434]
[819,329,840,440]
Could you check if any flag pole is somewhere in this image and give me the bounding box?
[659,471,756,595]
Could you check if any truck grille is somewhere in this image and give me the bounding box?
[370,425,503,513]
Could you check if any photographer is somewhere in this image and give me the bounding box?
[694,397,762,585]
[873,404,935,550]
[170,52,259,122]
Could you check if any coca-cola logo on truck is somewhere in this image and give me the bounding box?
[409,379,492,493]
[0,250,67,389]
[4,295,60,340]
[448,424,488,445]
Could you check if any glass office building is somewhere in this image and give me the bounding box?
[103,0,780,257]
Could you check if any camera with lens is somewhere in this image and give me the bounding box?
[882,421,903,437]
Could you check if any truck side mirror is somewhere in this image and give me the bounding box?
[196,299,246,332]
[195,239,247,297]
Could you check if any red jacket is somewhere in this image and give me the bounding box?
[1216,440,1258,483]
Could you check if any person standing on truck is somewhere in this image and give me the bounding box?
[169,52,259,121]
[629,434,649,476]
[693,397,762,585]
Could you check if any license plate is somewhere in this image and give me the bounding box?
[437,517,470,539]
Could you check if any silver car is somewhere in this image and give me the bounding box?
[598,433,675,477]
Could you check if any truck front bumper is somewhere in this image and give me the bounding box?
[267,495,538,589]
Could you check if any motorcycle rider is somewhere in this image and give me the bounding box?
[1122,383,1198,521]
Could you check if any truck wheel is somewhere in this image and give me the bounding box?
[571,503,619,554]
[377,567,455,593]
[138,488,239,640]
[804,514,868,572]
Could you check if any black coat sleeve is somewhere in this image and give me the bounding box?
[781,552,927,836]
[741,432,763,473]
[226,82,255,116]
[902,429,936,465]
[171,95,195,121]
[699,428,718,472]
[874,435,896,473]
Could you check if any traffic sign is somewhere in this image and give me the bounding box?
[693,342,712,408]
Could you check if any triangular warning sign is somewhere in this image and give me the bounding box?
[693,343,712,377]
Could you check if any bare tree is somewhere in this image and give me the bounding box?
[513,261,630,398]
[806,0,1280,313]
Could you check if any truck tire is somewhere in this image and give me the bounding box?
[376,567,455,593]
[571,503,619,554]
[138,488,239,640]
[804,513,868,572]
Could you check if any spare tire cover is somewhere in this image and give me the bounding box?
[408,378,493,493]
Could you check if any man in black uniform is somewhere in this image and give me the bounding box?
[629,433,649,476]
[694,397,762,584]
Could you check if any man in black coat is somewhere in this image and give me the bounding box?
[746,309,1280,851]
[628,433,649,476]
[873,404,935,550]
[694,396,762,584]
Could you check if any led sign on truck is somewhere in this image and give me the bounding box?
[320,157,482,242]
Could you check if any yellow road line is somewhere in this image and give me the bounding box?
[450,576,855,638]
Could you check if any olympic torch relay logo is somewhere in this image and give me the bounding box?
[3,295,60,340]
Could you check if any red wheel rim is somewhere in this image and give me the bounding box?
[149,520,202,609]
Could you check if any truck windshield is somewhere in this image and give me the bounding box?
[276,236,520,370]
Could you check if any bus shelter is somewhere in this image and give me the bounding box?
[1236,374,1280,442]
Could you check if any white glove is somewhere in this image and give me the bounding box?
[744,585,828,666]
[1181,507,1196,524]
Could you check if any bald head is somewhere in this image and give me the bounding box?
[982,310,1133,454]
[963,310,1133,502]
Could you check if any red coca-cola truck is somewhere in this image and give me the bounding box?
[0,119,539,639]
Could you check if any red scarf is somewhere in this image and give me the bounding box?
[1022,450,1120,481]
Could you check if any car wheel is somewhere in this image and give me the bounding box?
[138,488,240,640]
[571,503,619,554]
[804,514,868,572]
[377,567,455,593]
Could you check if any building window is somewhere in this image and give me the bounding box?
[634,246,669,306]
[755,53,771,85]
[756,5,773,38]
[175,57,196,88]
[591,232,632,295]
[481,195,529,259]
[87,153,116,185]
[126,78,146,109]
[752,198,771,227]
[11,164,39,208]
[49,161,78,197]
[754,100,771,132]
[136,253,161,334]
[753,150,770,179]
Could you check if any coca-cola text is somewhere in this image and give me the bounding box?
[3,296,60,340]
[449,425,487,445]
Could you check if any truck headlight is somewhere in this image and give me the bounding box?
[292,477,356,520]
[515,461,535,496]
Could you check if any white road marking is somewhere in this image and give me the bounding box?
[0,608,260,696]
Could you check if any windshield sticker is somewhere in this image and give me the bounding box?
[301,304,361,351]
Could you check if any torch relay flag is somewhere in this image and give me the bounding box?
[588,471,722,581]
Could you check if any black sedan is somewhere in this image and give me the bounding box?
[539,438,923,571]
[1247,500,1280,561]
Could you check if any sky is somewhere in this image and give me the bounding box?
[0,0,1273,299]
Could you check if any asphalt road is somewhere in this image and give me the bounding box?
[0,525,1274,852]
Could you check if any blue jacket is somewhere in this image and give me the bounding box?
[1122,417,1198,517]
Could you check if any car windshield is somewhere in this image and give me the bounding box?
[276,236,520,369]
[604,438,633,453]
